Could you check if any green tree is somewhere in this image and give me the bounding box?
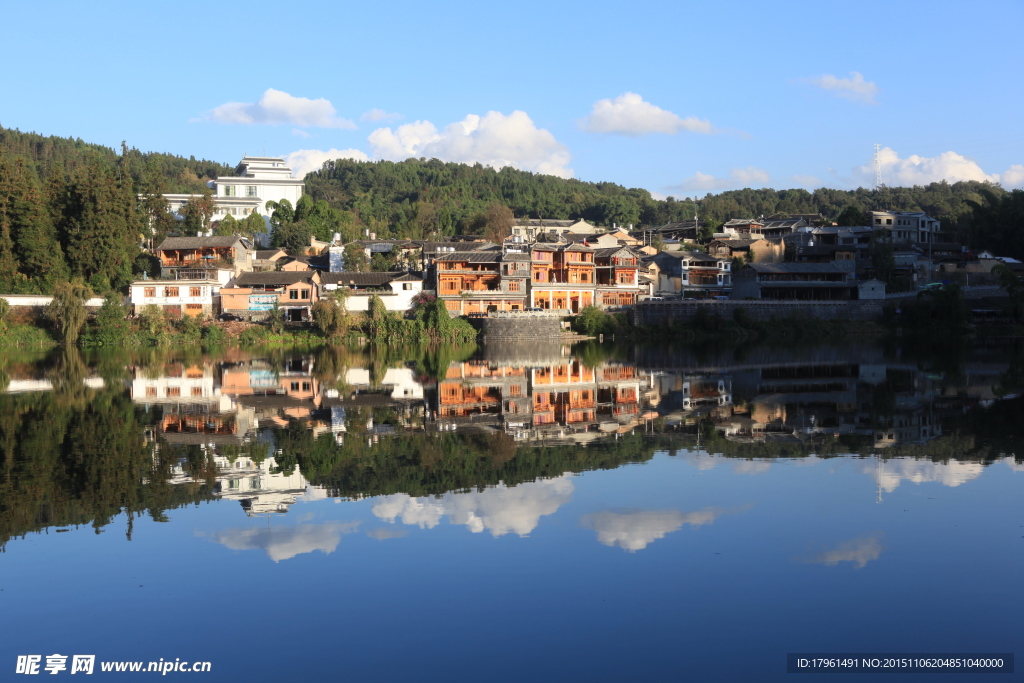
[483,202,514,242]
[91,293,129,345]
[836,205,866,226]
[343,243,368,271]
[47,279,92,344]
[179,190,215,233]
[214,214,239,236]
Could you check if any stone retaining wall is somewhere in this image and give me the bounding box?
[482,315,565,341]
[632,300,885,326]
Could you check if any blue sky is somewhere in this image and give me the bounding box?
[3,0,1022,195]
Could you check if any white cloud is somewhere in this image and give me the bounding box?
[1000,164,1024,188]
[672,166,771,192]
[580,92,715,136]
[361,108,402,122]
[204,88,356,129]
[211,522,360,562]
[851,147,1024,189]
[366,527,409,541]
[863,457,985,493]
[371,474,574,537]
[582,507,722,552]
[291,128,312,139]
[368,110,573,178]
[809,533,883,568]
[284,148,370,177]
[1003,456,1024,473]
[791,174,822,188]
[806,71,879,104]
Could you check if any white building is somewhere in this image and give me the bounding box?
[869,210,941,243]
[163,156,305,245]
[129,279,221,317]
[320,272,423,312]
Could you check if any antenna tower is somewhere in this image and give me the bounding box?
[873,143,883,190]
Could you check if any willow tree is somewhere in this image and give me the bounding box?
[47,279,92,344]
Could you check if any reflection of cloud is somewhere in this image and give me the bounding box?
[1002,457,1024,473]
[211,522,360,562]
[865,458,985,493]
[732,459,772,475]
[582,507,724,552]
[677,450,717,471]
[366,527,408,541]
[808,533,883,568]
[371,475,574,537]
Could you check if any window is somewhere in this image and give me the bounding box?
[290,289,299,300]
[145,387,157,397]
[144,287,155,298]
[246,186,257,197]
[191,387,203,397]
[190,287,201,297]
[223,185,236,197]
[167,387,181,397]
[165,287,179,297]
[403,283,412,290]
[886,219,892,225]
[185,303,203,311]
[290,382,300,391]
[300,289,309,299]
[302,382,311,392]
[508,281,521,292]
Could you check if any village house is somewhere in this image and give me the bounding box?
[648,251,732,297]
[320,271,423,312]
[156,235,255,282]
[129,278,221,317]
[530,244,597,312]
[732,263,853,300]
[511,218,600,240]
[708,238,784,263]
[219,271,321,321]
[869,210,941,243]
[433,249,529,315]
[593,247,645,308]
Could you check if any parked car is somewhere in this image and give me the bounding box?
[218,313,243,322]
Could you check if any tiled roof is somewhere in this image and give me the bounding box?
[255,249,286,260]
[232,272,316,287]
[157,236,248,250]
[320,271,418,286]
[433,251,503,263]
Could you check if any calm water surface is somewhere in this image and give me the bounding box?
[1,340,1021,681]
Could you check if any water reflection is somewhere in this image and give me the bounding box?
[0,340,1021,549]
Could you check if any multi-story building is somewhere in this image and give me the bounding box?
[869,210,941,243]
[129,278,221,317]
[155,235,255,282]
[530,244,596,312]
[219,271,321,321]
[594,247,644,307]
[162,157,304,243]
[434,248,530,315]
[648,251,731,297]
[732,263,853,300]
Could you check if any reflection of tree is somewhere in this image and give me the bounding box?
[0,389,215,549]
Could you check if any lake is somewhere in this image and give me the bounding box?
[1,339,1021,681]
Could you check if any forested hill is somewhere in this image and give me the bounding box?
[304,157,1014,243]
[0,126,233,194]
